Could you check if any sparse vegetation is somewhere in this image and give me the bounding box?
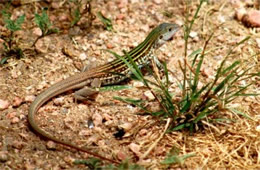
[97,11,113,31]
[32,8,59,47]
[110,0,259,165]
[69,0,95,28]
[0,8,25,64]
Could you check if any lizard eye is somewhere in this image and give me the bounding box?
[159,35,163,39]
[169,28,172,32]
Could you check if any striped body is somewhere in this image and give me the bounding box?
[28,23,180,164]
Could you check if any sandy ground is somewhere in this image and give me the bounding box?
[0,0,259,169]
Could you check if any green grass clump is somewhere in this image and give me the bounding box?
[110,0,258,134]
[105,0,259,166]
[69,0,95,28]
[74,158,145,170]
[32,8,59,47]
[0,8,25,64]
[97,11,113,31]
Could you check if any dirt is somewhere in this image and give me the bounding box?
[0,0,259,169]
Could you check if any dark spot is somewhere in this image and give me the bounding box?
[169,28,172,32]
[159,35,163,39]
[113,128,125,139]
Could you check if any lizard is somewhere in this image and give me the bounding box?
[28,23,180,164]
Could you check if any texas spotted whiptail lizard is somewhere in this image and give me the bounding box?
[28,23,180,164]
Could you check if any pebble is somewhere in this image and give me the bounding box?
[0,151,8,162]
[256,125,260,132]
[32,27,42,37]
[11,117,20,124]
[79,53,87,60]
[0,99,9,110]
[92,113,103,126]
[51,1,61,9]
[256,38,260,48]
[53,97,64,106]
[58,14,68,22]
[46,141,56,150]
[129,143,141,156]
[6,112,17,119]
[117,150,127,160]
[119,122,133,131]
[12,141,24,149]
[79,129,91,136]
[189,31,198,38]
[133,81,144,87]
[247,10,260,27]
[218,15,226,23]
[153,0,162,5]
[139,129,148,136]
[106,43,114,49]
[25,95,36,102]
[213,55,223,60]
[144,90,155,101]
[116,13,125,20]
[13,96,23,107]
[235,8,247,21]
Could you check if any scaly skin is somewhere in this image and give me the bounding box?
[28,23,180,164]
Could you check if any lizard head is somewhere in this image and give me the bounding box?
[152,23,180,48]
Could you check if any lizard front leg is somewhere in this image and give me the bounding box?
[74,78,101,101]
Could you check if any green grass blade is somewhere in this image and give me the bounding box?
[228,107,253,120]
[221,61,240,75]
[100,85,132,91]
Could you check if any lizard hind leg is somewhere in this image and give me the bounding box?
[74,78,101,102]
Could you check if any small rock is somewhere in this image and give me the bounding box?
[245,0,254,6]
[92,113,103,127]
[11,117,20,124]
[217,35,225,43]
[13,96,23,107]
[59,14,68,22]
[129,143,141,157]
[144,90,155,101]
[230,0,244,8]
[117,150,127,160]
[139,129,148,136]
[133,81,144,87]
[12,141,24,149]
[6,112,17,119]
[256,38,260,48]
[69,26,82,36]
[153,0,162,4]
[25,95,36,102]
[53,97,64,106]
[176,40,184,47]
[118,0,128,8]
[51,1,61,9]
[79,129,91,136]
[79,53,87,60]
[32,27,42,37]
[256,125,260,132]
[88,134,99,143]
[0,99,10,110]
[106,43,114,49]
[46,141,56,150]
[130,0,139,3]
[189,31,198,39]
[246,10,260,27]
[6,112,16,119]
[116,13,125,20]
[213,55,223,60]
[235,8,247,21]
[218,15,226,23]
[119,122,133,131]
[0,151,8,162]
